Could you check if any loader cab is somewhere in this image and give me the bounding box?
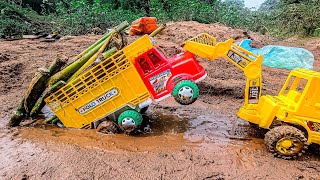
[278,69,320,118]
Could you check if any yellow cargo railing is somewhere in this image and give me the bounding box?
[46,51,131,111]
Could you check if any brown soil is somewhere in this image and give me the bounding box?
[1,21,320,179]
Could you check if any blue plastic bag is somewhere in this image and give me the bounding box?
[240,39,314,70]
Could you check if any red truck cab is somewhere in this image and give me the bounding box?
[133,46,207,104]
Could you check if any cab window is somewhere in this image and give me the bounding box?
[284,76,308,94]
[283,76,308,103]
[148,52,164,68]
[138,57,151,74]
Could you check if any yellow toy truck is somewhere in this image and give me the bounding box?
[182,33,320,159]
[45,35,207,134]
[45,36,153,133]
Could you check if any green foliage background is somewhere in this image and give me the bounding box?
[1,0,320,38]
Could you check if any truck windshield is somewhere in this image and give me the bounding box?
[148,52,164,68]
[156,47,168,59]
[138,57,152,74]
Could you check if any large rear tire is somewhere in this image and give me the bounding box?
[172,80,199,105]
[264,126,308,160]
[118,110,143,134]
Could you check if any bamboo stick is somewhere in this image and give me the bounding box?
[24,70,49,114]
[45,115,58,124]
[150,24,166,37]
[77,47,118,77]
[75,21,129,59]
[46,22,129,87]
[67,30,116,82]
[24,55,68,114]
[45,40,106,86]
[48,55,68,75]
[102,47,117,58]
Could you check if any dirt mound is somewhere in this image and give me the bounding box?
[1,20,319,124]
[0,21,273,121]
[1,21,320,179]
[164,21,267,43]
[141,21,268,57]
[0,62,23,94]
[1,20,319,123]
[0,53,10,63]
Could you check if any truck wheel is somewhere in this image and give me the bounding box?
[249,122,259,128]
[264,126,308,160]
[172,80,199,105]
[97,121,119,134]
[140,106,149,114]
[118,110,143,134]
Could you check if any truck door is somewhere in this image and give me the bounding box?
[137,49,172,100]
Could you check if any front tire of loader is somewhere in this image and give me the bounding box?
[118,110,143,134]
[264,126,308,160]
[172,80,199,105]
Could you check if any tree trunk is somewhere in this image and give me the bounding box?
[8,98,26,127]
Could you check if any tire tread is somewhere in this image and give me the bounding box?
[264,126,308,160]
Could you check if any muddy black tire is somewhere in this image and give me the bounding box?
[309,144,320,155]
[249,122,260,128]
[97,121,119,134]
[140,106,149,114]
[172,80,199,105]
[264,126,308,160]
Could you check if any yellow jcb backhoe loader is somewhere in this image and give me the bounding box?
[182,33,320,159]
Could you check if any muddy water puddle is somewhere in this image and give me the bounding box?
[15,108,266,153]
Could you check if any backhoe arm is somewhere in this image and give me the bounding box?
[181,33,263,109]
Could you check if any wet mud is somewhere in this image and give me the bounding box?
[1,21,320,179]
[2,104,320,179]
